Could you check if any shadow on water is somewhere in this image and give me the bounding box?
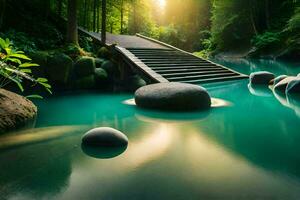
[81,144,127,159]
[135,108,211,124]
[248,84,273,97]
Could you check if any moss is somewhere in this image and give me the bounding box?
[74,75,96,89]
[95,68,108,84]
[97,47,111,59]
[28,51,49,78]
[95,58,105,68]
[74,56,96,77]
[101,60,118,79]
[46,53,73,86]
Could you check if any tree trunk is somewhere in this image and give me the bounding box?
[101,0,107,43]
[93,0,96,31]
[96,0,100,32]
[67,0,79,45]
[44,0,51,20]
[0,0,6,30]
[57,0,63,17]
[265,0,270,29]
[120,0,124,34]
[249,2,258,35]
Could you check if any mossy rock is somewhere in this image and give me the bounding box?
[74,56,96,77]
[28,51,49,78]
[95,58,105,68]
[123,75,146,92]
[75,75,95,89]
[29,51,49,67]
[63,44,82,59]
[95,68,108,84]
[97,47,111,59]
[101,60,118,79]
[0,89,37,133]
[46,53,73,86]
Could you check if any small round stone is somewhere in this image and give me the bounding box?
[134,82,211,111]
[82,127,128,147]
[249,71,275,85]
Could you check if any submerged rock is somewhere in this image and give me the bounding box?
[74,75,95,89]
[286,78,300,94]
[271,75,288,85]
[82,127,128,147]
[135,82,211,111]
[74,56,96,77]
[94,68,108,84]
[0,89,37,133]
[274,77,296,92]
[249,71,275,85]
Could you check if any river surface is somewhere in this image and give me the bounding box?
[0,58,300,200]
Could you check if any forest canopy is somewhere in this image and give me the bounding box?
[0,0,299,58]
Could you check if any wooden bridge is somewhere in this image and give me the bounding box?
[79,28,248,84]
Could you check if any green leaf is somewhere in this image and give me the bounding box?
[20,69,32,73]
[6,57,22,64]
[5,75,24,92]
[0,38,6,49]
[39,82,52,88]
[46,87,52,94]
[19,63,39,68]
[8,53,32,60]
[36,77,48,83]
[26,94,43,99]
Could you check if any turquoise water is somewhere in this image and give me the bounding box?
[1,59,300,199]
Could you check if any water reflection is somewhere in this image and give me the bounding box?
[248,84,273,97]
[0,126,87,150]
[135,109,211,124]
[213,57,300,76]
[81,144,127,159]
[2,81,300,199]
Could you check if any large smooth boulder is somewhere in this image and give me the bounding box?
[0,89,37,133]
[270,75,288,85]
[74,56,96,77]
[286,77,300,94]
[46,53,73,85]
[82,127,128,147]
[274,76,297,92]
[135,82,211,111]
[249,71,275,84]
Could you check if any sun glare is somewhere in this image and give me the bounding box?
[156,0,166,9]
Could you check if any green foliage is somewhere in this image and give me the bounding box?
[252,31,281,49]
[97,47,111,59]
[0,37,52,94]
[287,8,300,31]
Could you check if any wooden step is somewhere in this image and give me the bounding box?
[161,70,230,78]
[179,75,247,84]
[134,55,195,59]
[151,66,221,71]
[167,72,237,81]
[141,58,202,62]
[143,60,214,66]
[146,62,213,67]
[154,68,226,73]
